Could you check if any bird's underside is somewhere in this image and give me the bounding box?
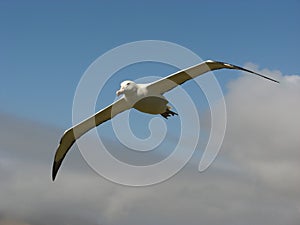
[133,96,168,113]
[52,60,279,181]
[133,96,178,119]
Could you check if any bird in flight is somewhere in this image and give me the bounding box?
[52,60,279,180]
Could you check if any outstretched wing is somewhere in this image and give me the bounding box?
[52,97,129,181]
[147,60,279,94]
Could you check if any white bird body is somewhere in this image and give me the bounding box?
[117,81,173,115]
[52,60,279,180]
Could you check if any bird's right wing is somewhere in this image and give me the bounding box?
[52,97,129,180]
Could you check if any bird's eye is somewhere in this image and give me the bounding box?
[127,82,130,86]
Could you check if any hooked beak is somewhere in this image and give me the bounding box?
[116,88,124,96]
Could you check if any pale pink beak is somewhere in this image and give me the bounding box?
[116,88,124,96]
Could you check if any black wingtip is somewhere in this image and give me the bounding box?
[52,159,62,181]
[241,67,280,84]
[218,61,280,84]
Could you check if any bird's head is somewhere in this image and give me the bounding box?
[116,80,138,96]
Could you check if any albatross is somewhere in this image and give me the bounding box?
[52,60,279,180]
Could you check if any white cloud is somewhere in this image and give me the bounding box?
[222,65,300,194]
[0,64,299,225]
[0,219,31,225]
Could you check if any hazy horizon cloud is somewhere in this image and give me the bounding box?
[0,65,299,225]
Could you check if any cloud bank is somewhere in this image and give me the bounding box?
[0,65,299,225]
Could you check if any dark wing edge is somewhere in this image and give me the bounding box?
[52,97,129,181]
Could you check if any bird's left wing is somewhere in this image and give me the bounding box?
[147,60,279,94]
[52,97,129,181]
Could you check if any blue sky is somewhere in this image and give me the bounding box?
[1,0,299,129]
